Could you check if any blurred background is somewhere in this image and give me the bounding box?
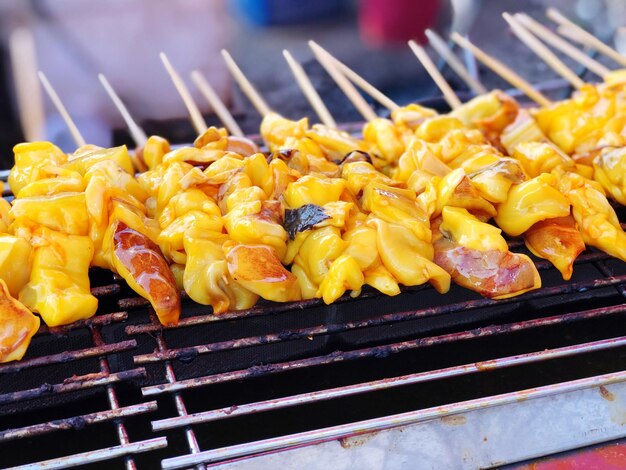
[0,0,624,167]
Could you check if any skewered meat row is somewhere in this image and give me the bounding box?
[2,71,626,363]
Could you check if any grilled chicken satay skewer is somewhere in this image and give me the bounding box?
[38,71,86,147]
[282,49,337,128]
[547,8,626,67]
[515,13,611,78]
[190,70,244,137]
[308,41,379,122]
[451,33,552,107]
[503,13,584,88]
[408,40,462,109]
[425,29,487,95]
[160,52,208,135]
[307,40,399,112]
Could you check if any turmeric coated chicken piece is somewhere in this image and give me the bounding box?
[524,216,585,281]
[433,207,541,299]
[0,279,40,363]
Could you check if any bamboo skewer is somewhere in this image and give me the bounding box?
[190,70,244,137]
[282,50,337,128]
[308,40,378,122]
[515,13,610,78]
[9,28,45,142]
[503,13,584,88]
[221,49,272,117]
[450,33,552,107]
[547,8,626,67]
[408,40,462,109]
[309,42,398,111]
[160,52,208,135]
[424,29,487,95]
[98,73,148,148]
[37,71,86,148]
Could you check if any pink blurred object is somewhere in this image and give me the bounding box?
[359,0,443,46]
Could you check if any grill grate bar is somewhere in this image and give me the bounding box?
[148,310,206,470]
[151,335,626,431]
[0,401,158,442]
[37,311,128,335]
[125,250,615,336]
[10,437,169,470]
[91,283,122,298]
[0,339,137,374]
[142,303,626,396]
[133,273,626,365]
[161,371,626,469]
[90,326,138,470]
[0,368,145,405]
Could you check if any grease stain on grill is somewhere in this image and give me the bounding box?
[441,415,467,426]
[339,431,378,449]
[178,349,199,364]
[599,385,615,401]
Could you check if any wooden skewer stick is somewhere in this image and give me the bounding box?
[424,29,487,95]
[309,40,378,122]
[309,42,398,111]
[547,8,626,67]
[408,40,462,109]
[37,71,86,147]
[160,52,208,135]
[282,49,337,128]
[190,70,244,137]
[450,33,552,107]
[98,73,148,148]
[503,13,584,88]
[9,28,45,142]
[515,13,610,78]
[221,49,272,117]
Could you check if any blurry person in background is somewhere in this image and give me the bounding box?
[0,0,231,157]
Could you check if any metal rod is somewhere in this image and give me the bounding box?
[90,326,136,470]
[13,437,168,470]
[149,310,205,470]
[126,253,616,336]
[0,402,158,442]
[161,371,626,468]
[0,368,145,405]
[152,335,626,430]
[134,272,626,365]
[142,303,626,396]
[0,340,137,374]
[38,311,128,336]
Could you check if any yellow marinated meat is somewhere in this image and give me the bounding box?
[305,124,369,161]
[593,147,626,205]
[10,192,90,237]
[367,217,450,293]
[558,171,626,262]
[0,279,40,363]
[141,135,171,170]
[495,173,571,237]
[9,142,67,195]
[0,235,32,297]
[362,118,406,164]
[512,142,576,178]
[317,254,364,304]
[284,175,346,208]
[19,227,97,327]
[261,112,309,151]
[433,207,541,299]
[224,242,301,302]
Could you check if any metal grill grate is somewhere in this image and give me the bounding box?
[1,107,626,468]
